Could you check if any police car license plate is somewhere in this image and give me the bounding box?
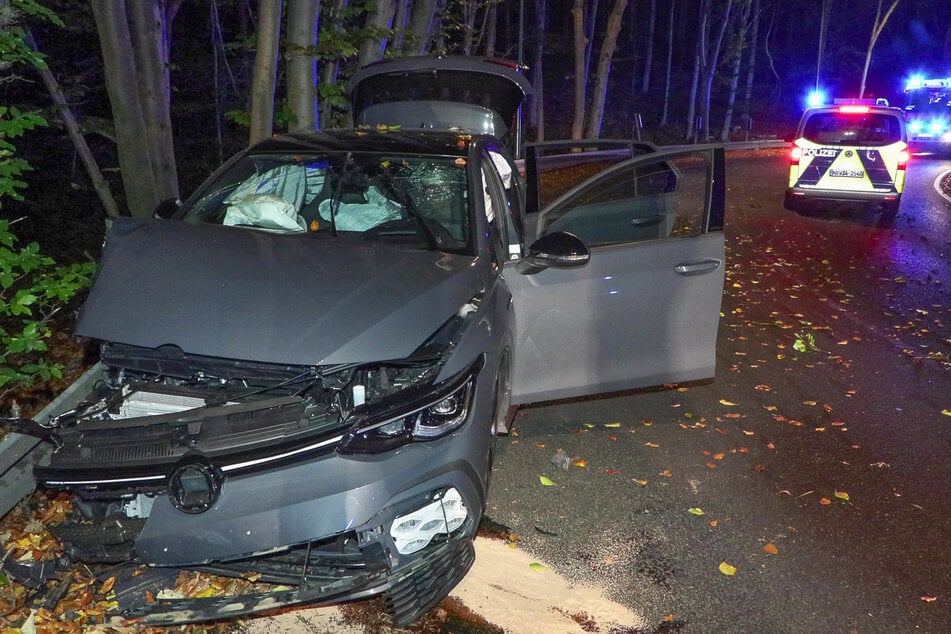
[829,168,864,178]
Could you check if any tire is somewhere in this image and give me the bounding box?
[879,199,900,227]
[784,191,813,215]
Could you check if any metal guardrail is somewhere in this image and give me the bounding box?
[666,138,788,152]
[0,364,103,518]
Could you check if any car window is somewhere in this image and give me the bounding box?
[540,153,712,247]
[180,152,472,254]
[801,112,903,146]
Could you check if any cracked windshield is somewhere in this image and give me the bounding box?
[183,152,471,252]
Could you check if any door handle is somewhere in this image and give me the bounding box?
[674,259,721,275]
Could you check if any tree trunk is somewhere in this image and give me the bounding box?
[89,0,160,217]
[358,0,396,66]
[128,0,178,199]
[320,0,348,125]
[249,0,282,145]
[815,0,831,91]
[571,0,587,139]
[859,0,900,99]
[287,0,319,130]
[533,0,547,141]
[586,0,629,139]
[25,30,120,218]
[405,0,439,54]
[640,0,656,94]
[720,0,752,140]
[484,2,497,57]
[740,0,760,140]
[660,0,675,126]
[700,0,732,140]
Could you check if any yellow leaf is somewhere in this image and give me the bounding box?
[529,562,548,571]
[644,442,660,448]
[763,543,779,555]
[719,399,737,406]
[634,479,648,486]
[834,490,850,501]
[688,507,705,516]
[539,475,556,486]
[942,410,951,417]
[719,562,737,576]
[604,423,621,428]
[584,423,596,428]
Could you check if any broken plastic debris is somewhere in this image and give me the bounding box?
[550,449,570,470]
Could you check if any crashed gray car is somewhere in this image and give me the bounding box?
[1,58,726,626]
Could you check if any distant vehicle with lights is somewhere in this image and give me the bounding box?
[903,75,951,155]
[784,99,909,226]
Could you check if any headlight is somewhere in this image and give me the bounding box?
[339,356,483,454]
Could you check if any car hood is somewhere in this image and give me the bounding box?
[76,218,485,366]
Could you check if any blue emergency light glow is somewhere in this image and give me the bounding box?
[906,75,924,91]
[806,90,826,108]
[928,120,947,134]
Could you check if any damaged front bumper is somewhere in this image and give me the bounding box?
[118,506,475,626]
[1,350,495,627]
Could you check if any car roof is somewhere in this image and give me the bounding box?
[248,128,483,157]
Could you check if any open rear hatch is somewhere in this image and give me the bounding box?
[348,56,533,143]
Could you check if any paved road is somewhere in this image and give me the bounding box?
[485,150,951,633]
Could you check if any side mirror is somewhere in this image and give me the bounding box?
[516,231,590,275]
[153,198,182,219]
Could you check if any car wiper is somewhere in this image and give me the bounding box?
[378,173,440,250]
[204,368,321,406]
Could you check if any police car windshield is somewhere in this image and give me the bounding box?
[802,112,902,146]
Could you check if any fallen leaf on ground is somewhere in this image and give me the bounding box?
[719,562,737,576]
[820,498,832,505]
[688,507,706,515]
[763,543,779,555]
[539,476,556,486]
[659,469,672,477]
[719,399,738,406]
[834,490,850,501]
[921,596,937,602]
[645,442,660,448]
[604,423,621,428]
[100,576,116,595]
[529,562,547,571]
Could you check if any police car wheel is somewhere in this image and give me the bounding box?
[879,200,899,227]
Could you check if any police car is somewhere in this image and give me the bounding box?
[784,100,909,225]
